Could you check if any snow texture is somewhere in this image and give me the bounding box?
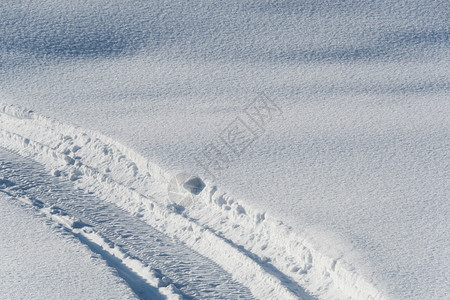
[1,0,449,299]
[0,193,138,300]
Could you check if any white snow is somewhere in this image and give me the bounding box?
[0,192,137,300]
[1,0,449,299]
[0,145,252,299]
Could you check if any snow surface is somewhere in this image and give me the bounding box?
[1,0,449,299]
[0,145,255,299]
[0,193,138,300]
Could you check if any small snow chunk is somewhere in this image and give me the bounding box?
[167,173,205,207]
[182,176,205,195]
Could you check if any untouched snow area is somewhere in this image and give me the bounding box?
[1,0,449,299]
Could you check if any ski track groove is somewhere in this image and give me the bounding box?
[0,148,254,300]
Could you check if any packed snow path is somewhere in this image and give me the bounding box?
[0,147,254,299]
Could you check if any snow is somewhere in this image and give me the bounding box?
[0,146,253,299]
[0,106,302,299]
[0,192,137,300]
[1,0,449,299]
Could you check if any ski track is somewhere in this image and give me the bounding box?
[0,148,255,300]
[0,104,385,299]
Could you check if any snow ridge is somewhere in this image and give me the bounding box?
[0,103,385,299]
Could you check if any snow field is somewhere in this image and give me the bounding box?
[0,103,384,299]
